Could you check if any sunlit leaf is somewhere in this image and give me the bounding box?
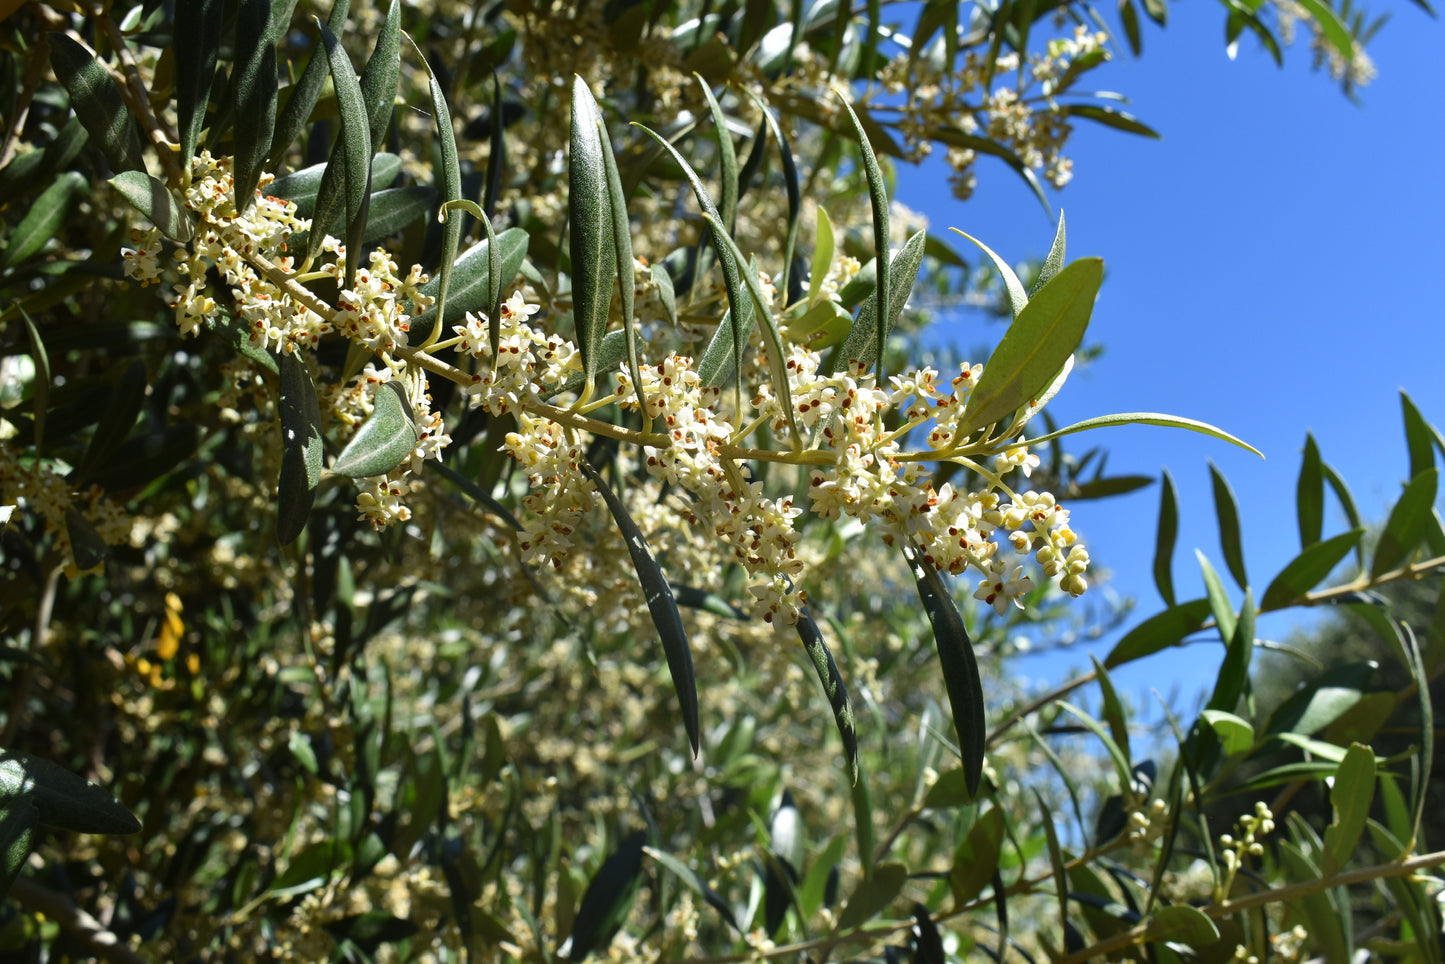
[1200,709,1254,756]
[1260,528,1364,611]
[412,227,529,332]
[1104,598,1211,668]
[1145,905,1219,948]
[1322,742,1375,876]
[1153,468,1178,606]
[331,382,417,478]
[824,230,926,376]
[949,226,1028,319]
[835,92,891,378]
[317,20,371,289]
[949,805,1004,907]
[962,258,1102,432]
[795,603,859,783]
[48,34,144,173]
[836,861,906,930]
[569,76,615,392]
[1371,467,1438,577]
[1030,209,1066,296]
[1027,412,1263,457]
[110,171,193,242]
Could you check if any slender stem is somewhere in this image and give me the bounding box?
[91,9,183,185]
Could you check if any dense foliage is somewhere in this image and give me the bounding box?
[0,0,1441,961]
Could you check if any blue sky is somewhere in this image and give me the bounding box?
[893,0,1445,707]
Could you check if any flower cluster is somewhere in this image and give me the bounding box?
[1217,801,1276,897]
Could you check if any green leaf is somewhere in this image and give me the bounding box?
[1153,468,1178,606]
[1118,0,1143,54]
[794,602,859,783]
[1090,655,1131,767]
[740,88,802,295]
[1146,905,1219,948]
[110,171,193,242]
[651,262,677,325]
[1035,788,1070,940]
[568,76,615,393]
[1260,528,1364,611]
[1027,412,1263,457]
[949,227,1028,319]
[1233,760,1341,794]
[1277,841,1349,963]
[904,544,985,798]
[1264,661,1373,737]
[0,750,140,835]
[965,258,1103,434]
[412,227,529,332]
[269,839,344,897]
[1322,743,1375,876]
[1208,462,1248,589]
[270,153,402,216]
[48,34,144,173]
[643,846,741,932]
[174,0,223,161]
[1371,467,1438,577]
[580,461,699,756]
[1298,432,1324,549]
[230,0,277,212]
[1400,390,1437,481]
[1200,709,1254,756]
[1057,700,1133,793]
[317,20,371,289]
[696,307,757,388]
[1104,598,1212,668]
[807,207,836,306]
[1208,588,1254,715]
[0,170,86,270]
[823,230,927,376]
[949,805,1004,908]
[1063,104,1161,138]
[596,100,641,416]
[356,186,436,244]
[1295,0,1356,61]
[277,353,324,545]
[331,381,417,478]
[695,76,739,231]
[269,0,351,168]
[1321,461,1365,568]
[836,861,906,930]
[0,798,38,896]
[834,92,891,378]
[567,830,645,962]
[1030,209,1067,296]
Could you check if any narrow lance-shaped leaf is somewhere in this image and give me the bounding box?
[823,230,926,377]
[596,107,643,417]
[1207,588,1255,714]
[631,122,752,407]
[1320,460,1365,568]
[230,0,277,212]
[1104,598,1212,668]
[0,798,39,896]
[358,0,401,147]
[807,206,836,307]
[1030,209,1066,296]
[1197,550,1236,642]
[903,544,985,797]
[65,507,109,571]
[1153,468,1178,606]
[949,805,1004,907]
[740,87,801,295]
[0,171,86,270]
[277,354,324,545]
[110,171,193,242]
[579,461,699,756]
[1371,467,1439,578]
[269,0,352,169]
[175,0,223,161]
[48,34,144,173]
[484,73,505,217]
[412,226,529,333]
[1026,412,1263,458]
[569,77,615,395]
[331,381,417,478]
[566,830,645,962]
[317,21,371,291]
[1209,461,1248,589]
[699,212,801,442]
[1260,528,1365,611]
[1321,743,1375,876]
[950,227,1028,319]
[794,600,859,783]
[835,92,890,379]
[1090,656,1131,767]
[695,75,738,232]
[0,750,140,835]
[961,257,1102,433]
[1298,432,1324,549]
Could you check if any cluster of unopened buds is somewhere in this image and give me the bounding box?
[1218,802,1276,896]
[1127,797,1169,854]
[128,151,1091,624]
